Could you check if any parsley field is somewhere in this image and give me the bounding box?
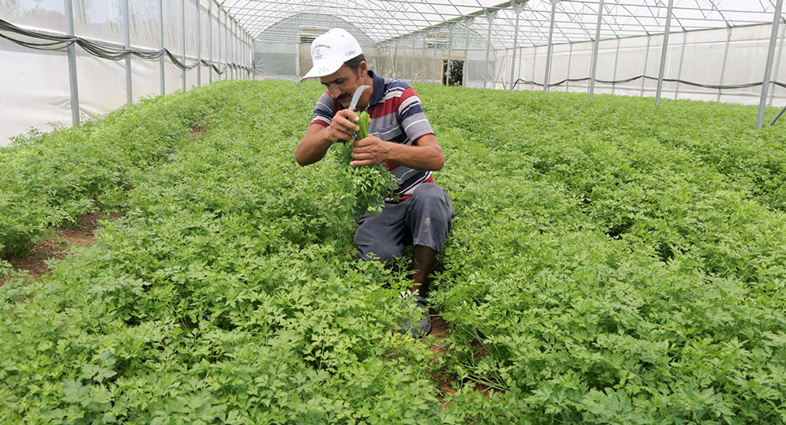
[2,80,786,424]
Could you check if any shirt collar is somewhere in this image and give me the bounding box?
[368,70,385,106]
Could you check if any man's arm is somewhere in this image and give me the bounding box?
[295,109,360,166]
[349,134,444,171]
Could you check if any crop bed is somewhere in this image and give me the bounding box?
[2,80,786,424]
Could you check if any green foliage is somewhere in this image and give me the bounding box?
[3,80,786,424]
[334,111,399,217]
[418,84,786,423]
[0,81,442,424]
[0,86,225,258]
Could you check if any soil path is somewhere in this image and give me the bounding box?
[1,212,121,284]
[428,310,495,408]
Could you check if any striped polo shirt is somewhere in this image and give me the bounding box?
[310,70,436,201]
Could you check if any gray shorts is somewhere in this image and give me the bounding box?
[354,183,454,262]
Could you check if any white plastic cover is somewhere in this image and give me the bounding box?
[1,0,253,146]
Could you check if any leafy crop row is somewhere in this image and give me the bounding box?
[420,85,786,423]
[2,80,786,424]
[0,86,226,258]
[1,82,447,424]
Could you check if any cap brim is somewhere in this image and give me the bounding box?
[299,62,344,82]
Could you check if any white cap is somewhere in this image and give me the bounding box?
[300,28,363,82]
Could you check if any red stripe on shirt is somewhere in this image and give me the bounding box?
[396,175,435,202]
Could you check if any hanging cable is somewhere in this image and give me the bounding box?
[0,18,248,76]
[511,75,785,92]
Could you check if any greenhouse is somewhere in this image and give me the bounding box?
[3,0,786,423]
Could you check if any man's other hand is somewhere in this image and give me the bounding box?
[351,135,390,167]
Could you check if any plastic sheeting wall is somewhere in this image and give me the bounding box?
[0,0,254,146]
[255,41,382,83]
[259,38,498,92]
[253,20,784,110]
[503,23,786,107]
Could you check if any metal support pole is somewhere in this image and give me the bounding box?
[230,18,233,80]
[378,45,383,74]
[230,20,234,80]
[243,34,247,79]
[217,8,222,81]
[717,27,731,102]
[674,29,687,99]
[589,0,604,98]
[196,0,202,87]
[122,0,132,103]
[641,34,651,97]
[224,14,228,80]
[64,0,80,126]
[655,0,675,107]
[769,18,785,106]
[464,18,471,86]
[181,0,186,91]
[226,16,230,80]
[446,25,453,85]
[509,3,521,92]
[757,0,784,130]
[434,31,439,83]
[236,26,239,80]
[518,46,523,89]
[543,0,557,95]
[228,17,232,80]
[158,0,165,94]
[483,11,494,89]
[216,7,221,81]
[393,43,398,79]
[387,46,390,77]
[531,46,537,90]
[208,1,212,84]
[231,19,235,80]
[611,37,620,94]
[295,15,300,79]
[566,42,573,91]
[235,25,238,80]
[418,41,424,83]
[227,18,230,81]
[243,34,246,80]
[412,36,416,81]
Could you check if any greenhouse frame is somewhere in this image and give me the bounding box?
[1,0,785,144]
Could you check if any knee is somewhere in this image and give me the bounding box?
[411,183,445,203]
[411,184,453,216]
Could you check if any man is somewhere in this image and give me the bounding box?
[295,28,453,337]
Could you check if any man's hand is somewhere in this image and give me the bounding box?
[351,135,391,167]
[324,109,360,143]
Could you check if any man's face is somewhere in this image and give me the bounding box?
[320,66,364,108]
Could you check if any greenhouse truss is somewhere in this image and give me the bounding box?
[1,0,785,145]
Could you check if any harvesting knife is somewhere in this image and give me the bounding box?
[347,85,370,141]
[348,85,370,112]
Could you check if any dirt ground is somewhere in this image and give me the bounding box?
[1,212,121,284]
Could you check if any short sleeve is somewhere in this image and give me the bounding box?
[310,91,336,128]
[397,86,435,142]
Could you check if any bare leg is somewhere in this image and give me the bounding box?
[410,245,437,293]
